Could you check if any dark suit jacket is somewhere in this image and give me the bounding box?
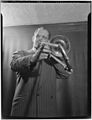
[10,49,69,118]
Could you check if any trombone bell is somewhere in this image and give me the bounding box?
[50,35,71,54]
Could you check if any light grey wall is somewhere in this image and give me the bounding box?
[1,3,90,27]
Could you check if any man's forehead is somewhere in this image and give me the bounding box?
[36,29,49,37]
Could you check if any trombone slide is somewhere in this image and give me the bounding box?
[42,42,58,48]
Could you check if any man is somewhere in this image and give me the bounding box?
[10,27,70,118]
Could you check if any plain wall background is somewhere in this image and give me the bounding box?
[1,3,90,26]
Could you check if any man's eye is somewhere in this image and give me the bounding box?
[36,34,40,37]
[43,36,47,39]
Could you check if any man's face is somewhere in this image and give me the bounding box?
[33,29,49,49]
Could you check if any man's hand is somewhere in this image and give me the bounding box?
[42,48,51,54]
[31,43,45,63]
[39,47,52,60]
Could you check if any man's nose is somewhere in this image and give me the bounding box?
[40,36,43,40]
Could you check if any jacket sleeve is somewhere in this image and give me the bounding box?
[54,63,70,79]
[10,50,36,74]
